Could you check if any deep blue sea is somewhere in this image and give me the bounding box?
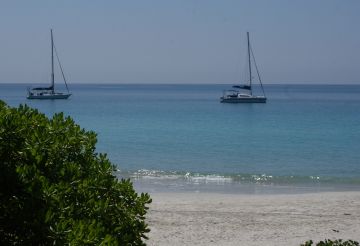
[2,83,360,193]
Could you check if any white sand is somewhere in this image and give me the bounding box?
[146,191,360,246]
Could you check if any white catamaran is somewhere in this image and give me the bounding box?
[27,29,71,100]
[220,32,266,103]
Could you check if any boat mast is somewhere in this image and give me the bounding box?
[51,29,55,94]
[247,32,252,95]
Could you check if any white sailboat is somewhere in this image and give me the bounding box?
[27,29,71,100]
[220,32,266,103]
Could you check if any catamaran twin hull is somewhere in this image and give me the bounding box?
[27,93,71,99]
[220,96,267,103]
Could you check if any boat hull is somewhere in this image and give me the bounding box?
[220,96,266,103]
[27,93,71,100]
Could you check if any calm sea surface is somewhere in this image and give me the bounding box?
[2,83,360,193]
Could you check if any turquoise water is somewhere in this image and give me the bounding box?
[2,84,360,192]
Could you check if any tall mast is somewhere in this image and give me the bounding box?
[247,32,252,95]
[51,29,54,93]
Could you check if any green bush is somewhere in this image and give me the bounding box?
[301,239,359,246]
[0,101,151,245]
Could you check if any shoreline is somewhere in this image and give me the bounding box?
[117,170,360,195]
[132,176,360,195]
[145,191,360,246]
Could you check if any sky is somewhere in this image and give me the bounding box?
[0,0,359,84]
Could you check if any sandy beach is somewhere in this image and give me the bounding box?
[146,191,360,246]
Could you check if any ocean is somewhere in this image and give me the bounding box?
[2,83,360,193]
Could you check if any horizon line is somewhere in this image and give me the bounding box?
[1,82,360,86]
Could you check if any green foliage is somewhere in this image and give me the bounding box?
[0,101,151,245]
[301,239,359,246]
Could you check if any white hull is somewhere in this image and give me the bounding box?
[220,95,266,103]
[27,93,71,100]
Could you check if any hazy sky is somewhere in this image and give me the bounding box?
[1,0,359,84]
